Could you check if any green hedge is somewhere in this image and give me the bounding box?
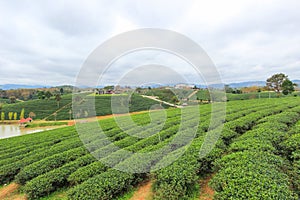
[210,151,297,200]
[23,154,96,199]
[15,147,88,184]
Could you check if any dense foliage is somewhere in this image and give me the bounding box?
[0,97,299,199]
[0,94,168,120]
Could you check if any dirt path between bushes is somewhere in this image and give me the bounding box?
[0,183,27,200]
[130,181,153,200]
[199,174,215,200]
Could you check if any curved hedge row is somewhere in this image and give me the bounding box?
[67,169,139,200]
[15,147,88,184]
[151,101,299,200]
[280,119,300,195]
[211,151,297,200]
[210,109,300,199]
[23,154,97,199]
[0,138,83,184]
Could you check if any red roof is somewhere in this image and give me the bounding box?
[19,119,27,123]
[19,118,33,123]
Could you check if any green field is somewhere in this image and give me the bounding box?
[196,90,300,101]
[0,94,169,121]
[0,97,300,199]
[139,88,300,105]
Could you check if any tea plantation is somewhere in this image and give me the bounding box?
[1,93,169,121]
[0,97,299,199]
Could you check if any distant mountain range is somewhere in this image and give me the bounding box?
[227,80,300,88]
[0,84,76,90]
[0,84,51,90]
[1,80,299,90]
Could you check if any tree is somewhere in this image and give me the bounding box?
[282,79,297,95]
[136,87,142,94]
[68,110,72,120]
[55,94,62,108]
[8,112,13,120]
[1,112,5,122]
[60,88,64,95]
[257,88,262,99]
[225,85,234,93]
[84,110,89,118]
[104,85,114,90]
[74,96,82,103]
[20,108,25,119]
[28,112,36,119]
[13,112,17,120]
[9,96,16,103]
[266,73,288,95]
[45,91,52,100]
[53,112,57,121]
[37,91,45,99]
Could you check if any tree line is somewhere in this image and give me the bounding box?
[225,73,298,96]
[0,86,71,103]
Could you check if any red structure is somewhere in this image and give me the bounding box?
[19,117,33,124]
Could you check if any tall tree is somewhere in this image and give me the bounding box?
[37,91,45,99]
[68,110,72,120]
[266,73,288,95]
[8,112,13,120]
[60,88,64,95]
[13,112,17,120]
[20,108,25,119]
[28,112,36,119]
[53,112,57,121]
[104,85,114,90]
[55,94,62,108]
[282,79,297,95]
[45,91,52,100]
[225,85,234,93]
[9,96,16,103]
[1,112,5,122]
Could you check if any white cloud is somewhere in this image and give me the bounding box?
[0,0,300,86]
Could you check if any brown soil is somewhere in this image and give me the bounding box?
[130,181,153,200]
[199,174,215,200]
[0,183,27,200]
[4,194,27,200]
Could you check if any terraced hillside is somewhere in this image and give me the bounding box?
[1,94,168,121]
[0,97,300,199]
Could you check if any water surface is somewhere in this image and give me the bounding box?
[0,125,55,139]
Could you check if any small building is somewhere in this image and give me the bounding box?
[19,117,33,127]
[105,90,114,94]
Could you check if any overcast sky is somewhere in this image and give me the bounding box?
[0,0,300,86]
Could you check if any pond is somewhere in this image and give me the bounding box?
[0,125,56,139]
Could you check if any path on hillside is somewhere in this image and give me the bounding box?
[130,181,153,200]
[141,95,181,108]
[43,101,72,121]
[0,183,27,200]
[43,96,88,121]
[199,174,215,200]
[187,90,198,99]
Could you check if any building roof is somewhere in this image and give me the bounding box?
[19,117,33,123]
